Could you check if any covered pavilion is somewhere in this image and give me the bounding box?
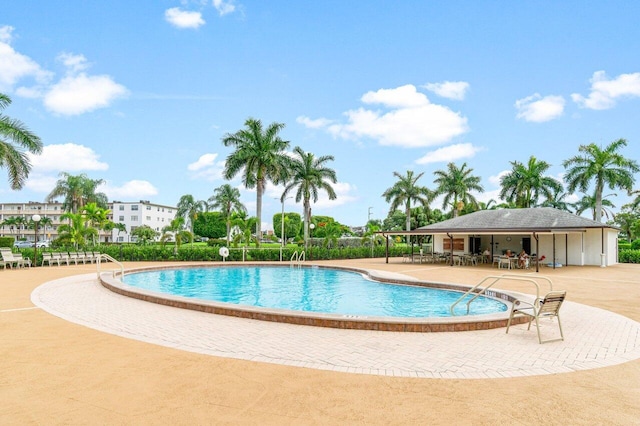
[380,207,620,272]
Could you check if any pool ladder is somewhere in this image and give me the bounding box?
[96,253,125,279]
[449,274,554,316]
[290,250,305,268]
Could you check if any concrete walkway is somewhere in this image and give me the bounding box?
[32,270,640,379]
[3,260,640,424]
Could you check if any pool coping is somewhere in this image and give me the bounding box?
[99,263,530,332]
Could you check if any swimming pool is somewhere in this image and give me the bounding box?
[123,266,508,318]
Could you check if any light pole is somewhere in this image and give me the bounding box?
[32,214,41,267]
[309,223,315,261]
[279,196,293,249]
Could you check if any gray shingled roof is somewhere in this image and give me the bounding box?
[407,207,617,234]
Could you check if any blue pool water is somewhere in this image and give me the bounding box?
[123,266,507,318]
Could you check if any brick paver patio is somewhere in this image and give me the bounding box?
[31,269,640,379]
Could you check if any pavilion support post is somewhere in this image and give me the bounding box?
[447,233,454,266]
[553,234,556,270]
[565,234,568,266]
[533,232,540,272]
[385,233,389,264]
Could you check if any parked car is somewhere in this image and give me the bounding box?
[13,240,34,248]
[35,240,50,248]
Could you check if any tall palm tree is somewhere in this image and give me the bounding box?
[208,184,246,247]
[0,93,43,189]
[280,146,337,245]
[499,156,563,208]
[222,118,291,243]
[433,162,483,217]
[574,193,616,221]
[537,188,575,212]
[383,171,432,234]
[176,194,207,235]
[563,138,639,222]
[46,172,107,213]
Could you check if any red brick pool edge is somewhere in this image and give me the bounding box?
[99,263,529,332]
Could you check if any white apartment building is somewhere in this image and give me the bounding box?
[0,200,177,244]
[111,200,177,242]
[0,201,66,243]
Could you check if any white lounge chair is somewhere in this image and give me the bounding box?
[506,291,567,344]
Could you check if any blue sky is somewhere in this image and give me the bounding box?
[1,1,639,229]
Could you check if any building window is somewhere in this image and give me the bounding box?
[119,205,124,211]
[119,216,125,221]
[131,216,138,221]
[146,205,151,210]
[131,205,139,211]
[146,216,151,221]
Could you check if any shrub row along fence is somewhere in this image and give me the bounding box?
[93,244,407,262]
[9,244,640,264]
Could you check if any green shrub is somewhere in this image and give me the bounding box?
[0,236,15,248]
[619,249,640,263]
[631,240,640,250]
[619,242,632,250]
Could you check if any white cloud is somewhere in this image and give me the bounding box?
[296,116,333,129]
[515,93,565,122]
[488,170,509,187]
[361,84,429,108]
[100,180,159,199]
[43,73,128,115]
[57,52,90,73]
[213,0,236,16]
[164,7,205,29]
[0,25,13,43]
[28,143,109,173]
[24,174,59,193]
[423,81,470,100]
[306,85,468,148]
[187,153,225,181]
[310,182,358,210]
[0,25,52,91]
[572,71,640,110]
[415,143,482,165]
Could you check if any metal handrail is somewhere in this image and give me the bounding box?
[450,274,554,316]
[289,250,305,267]
[96,253,125,279]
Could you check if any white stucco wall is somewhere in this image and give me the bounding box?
[431,229,618,267]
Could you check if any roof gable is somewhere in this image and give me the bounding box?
[418,208,617,233]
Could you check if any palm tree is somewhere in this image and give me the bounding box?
[57,212,96,248]
[433,162,484,217]
[574,193,616,221]
[280,146,337,245]
[1,216,21,237]
[161,217,193,253]
[382,171,432,234]
[82,202,111,245]
[0,93,43,189]
[176,194,207,235]
[563,138,639,222]
[222,118,291,243]
[629,189,640,211]
[538,188,574,212]
[499,156,563,208]
[46,172,108,213]
[208,184,246,247]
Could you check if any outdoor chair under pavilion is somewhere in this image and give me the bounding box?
[506,290,567,344]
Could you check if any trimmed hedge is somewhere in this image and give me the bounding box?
[619,249,640,264]
[0,236,15,248]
